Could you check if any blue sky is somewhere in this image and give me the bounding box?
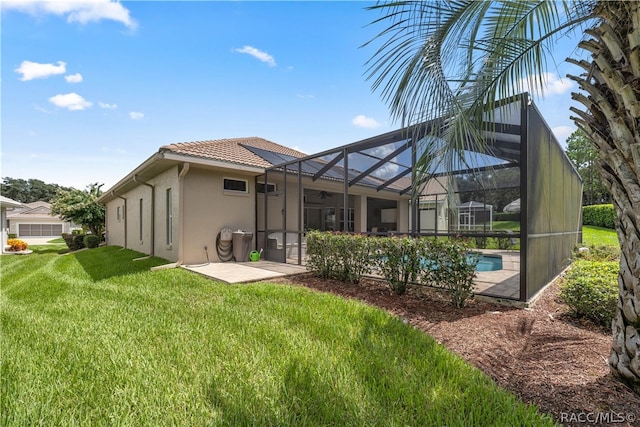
[2,1,582,190]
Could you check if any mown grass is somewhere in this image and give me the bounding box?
[1,246,554,426]
[491,222,619,249]
[582,225,619,247]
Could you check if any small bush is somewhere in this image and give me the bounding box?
[306,231,372,284]
[71,229,84,235]
[560,260,618,325]
[83,234,100,249]
[494,231,515,250]
[473,235,488,249]
[6,238,28,252]
[62,233,86,251]
[582,204,616,229]
[424,239,477,308]
[574,244,620,262]
[7,233,17,239]
[373,236,422,295]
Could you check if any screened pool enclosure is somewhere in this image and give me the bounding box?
[254,94,583,302]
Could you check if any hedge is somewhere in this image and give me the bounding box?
[306,232,477,307]
[582,204,615,229]
[560,259,618,325]
[62,233,86,251]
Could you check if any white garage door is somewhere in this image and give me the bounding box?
[18,224,63,237]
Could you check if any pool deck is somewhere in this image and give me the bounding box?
[473,250,520,300]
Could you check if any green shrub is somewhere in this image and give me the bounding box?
[62,233,86,251]
[306,232,372,283]
[582,204,616,229]
[308,233,478,307]
[574,244,620,262]
[494,212,520,221]
[83,234,100,249]
[494,231,516,250]
[472,235,488,249]
[373,236,422,295]
[306,231,334,279]
[8,233,17,239]
[423,239,477,308]
[560,260,618,325]
[71,229,84,235]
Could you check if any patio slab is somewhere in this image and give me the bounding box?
[183,260,306,284]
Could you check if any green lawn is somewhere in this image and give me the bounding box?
[492,222,618,248]
[582,225,619,247]
[1,245,553,426]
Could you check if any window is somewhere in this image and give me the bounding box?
[117,206,121,221]
[256,182,277,194]
[166,188,173,246]
[223,178,248,193]
[139,198,143,242]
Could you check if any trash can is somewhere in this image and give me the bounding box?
[232,230,253,262]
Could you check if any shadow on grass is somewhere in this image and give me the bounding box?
[72,246,170,282]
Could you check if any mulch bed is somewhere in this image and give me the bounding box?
[267,273,640,426]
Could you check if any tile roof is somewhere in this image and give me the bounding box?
[7,201,63,220]
[159,137,306,168]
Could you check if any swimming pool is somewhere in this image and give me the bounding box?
[381,253,504,272]
[471,253,503,272]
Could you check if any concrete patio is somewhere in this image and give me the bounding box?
[184,260,307,284]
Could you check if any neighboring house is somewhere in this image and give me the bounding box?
[7,201,75,238]
[1,195,24,253]
[97,137,412,265]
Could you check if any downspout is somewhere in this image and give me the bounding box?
[112,191,128,249]
[133,175,155,256]
[177,163,190,265]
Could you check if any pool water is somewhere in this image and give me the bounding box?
[383,253,504,272]
[471,254,503,272]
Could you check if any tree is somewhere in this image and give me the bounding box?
[51,183,105,236]
[366,1,639,391]
[565,129,611,205]
[1,177,72,203]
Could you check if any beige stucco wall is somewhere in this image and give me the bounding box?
[181,167,256,264]
[105,198,125,247]
[103,165,180,262]
[151,166,180,262]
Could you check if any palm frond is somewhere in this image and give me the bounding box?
[365,0,595,199]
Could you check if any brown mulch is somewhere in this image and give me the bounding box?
[267,273,640,426]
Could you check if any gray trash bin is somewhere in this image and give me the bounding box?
[232,231,254,262]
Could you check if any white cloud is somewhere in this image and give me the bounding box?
[48,92,92,111]
[234,45,276,67]
[129,111,144,120]
[369,145,399,178]
[351,114,381,129]
[552,125,575,146]
[98,101,117,109]
[519,73,573,97]
[65,73,83,83]
[2,0,137,29]
[15,60,66,81]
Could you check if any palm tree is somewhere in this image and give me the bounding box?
[365,1,639,392]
